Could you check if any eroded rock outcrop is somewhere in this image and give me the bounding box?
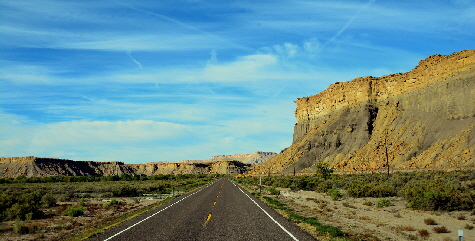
[251,50,475,175]
[210,151,277,163]
[0,157,251,178]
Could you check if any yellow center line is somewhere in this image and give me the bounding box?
[203,214,212,226]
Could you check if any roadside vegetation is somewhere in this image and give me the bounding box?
[237,169,475,212]
[0,174,221,240]
[235,169,475,240]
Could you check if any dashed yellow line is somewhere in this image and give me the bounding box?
[203,214,212,226]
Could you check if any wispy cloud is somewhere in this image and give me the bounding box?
[323,0,376,47]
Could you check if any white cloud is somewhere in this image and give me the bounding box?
[0,109,294,162]
[201,54,278,82]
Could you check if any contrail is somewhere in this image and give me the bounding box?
[114,0,252,51]
[272,84,288,99]
[127,50,143,69]
[323,0,376,48]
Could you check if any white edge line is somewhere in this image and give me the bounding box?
[103,180,219,241]
[232,181,299,241]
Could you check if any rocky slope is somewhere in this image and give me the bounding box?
[210,151,277,163]
[0,156,251,178]
[250,50,475,175]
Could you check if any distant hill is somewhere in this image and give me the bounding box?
[177,151,277,164]
[249,50,475,175]
[210,151,277,164]
[0,151,276,178]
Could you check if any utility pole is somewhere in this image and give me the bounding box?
[259,175,262,195]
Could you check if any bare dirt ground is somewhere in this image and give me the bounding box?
[0,195,173,241]
[272,188,475,241]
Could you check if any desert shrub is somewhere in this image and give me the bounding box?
[345,180,395,198]
[376,198,391,208]
[315,179,333,193]
[315,224,345,237]
[401,226,415,231]
[342,202,356,208]
[407,234,417,240]
[41,193,57,207]
[288,176,315,191]
[345,180,370,198]
[327,189,341,201]
[149,183,172,194]
[424,218,437,225]
[13,220,29,234]
[432,226,449,233]
[367,182,396,197]
[465,224,474,230]
[363,200,374,206]
[103,199,124,208]
[112,185,139,197]
[63,205,85,217]
[58,191,75,202]
[315,162,334,180]
[101,192,114,198]
[400,179,475,211]
[0,193,15,220]
[267,187,280,196]
[418,229,430,238]
[5,202,43,221]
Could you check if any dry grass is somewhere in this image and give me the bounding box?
[433,226,449,233]
[402,226,415,231]
[318,203,327,209]
[418,229,430,238]
[363,200,374,206]
[395,225,415,231]
[424,218,437,225]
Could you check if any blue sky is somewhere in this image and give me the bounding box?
[1,0,474,163]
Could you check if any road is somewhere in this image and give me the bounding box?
[88,179,317,241]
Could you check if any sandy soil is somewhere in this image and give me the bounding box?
[272,188,475,241]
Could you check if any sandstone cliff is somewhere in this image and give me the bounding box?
[0,157,251,178]
[210,151,277,163]
[250,50,475,175]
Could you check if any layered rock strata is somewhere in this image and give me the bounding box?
[251,50,475,175]
[210,151,277,163]
[0,156,251,178]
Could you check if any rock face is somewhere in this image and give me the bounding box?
[0,156,251,178]
[210,151,277,163]
[251,50,475,175]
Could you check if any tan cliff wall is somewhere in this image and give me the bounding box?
[251,50,475,175]
[210,151,277,163]
[0,157,251,178]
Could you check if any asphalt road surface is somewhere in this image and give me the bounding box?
[88,178,317,241]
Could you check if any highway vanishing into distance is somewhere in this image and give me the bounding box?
[88,179,317,241]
